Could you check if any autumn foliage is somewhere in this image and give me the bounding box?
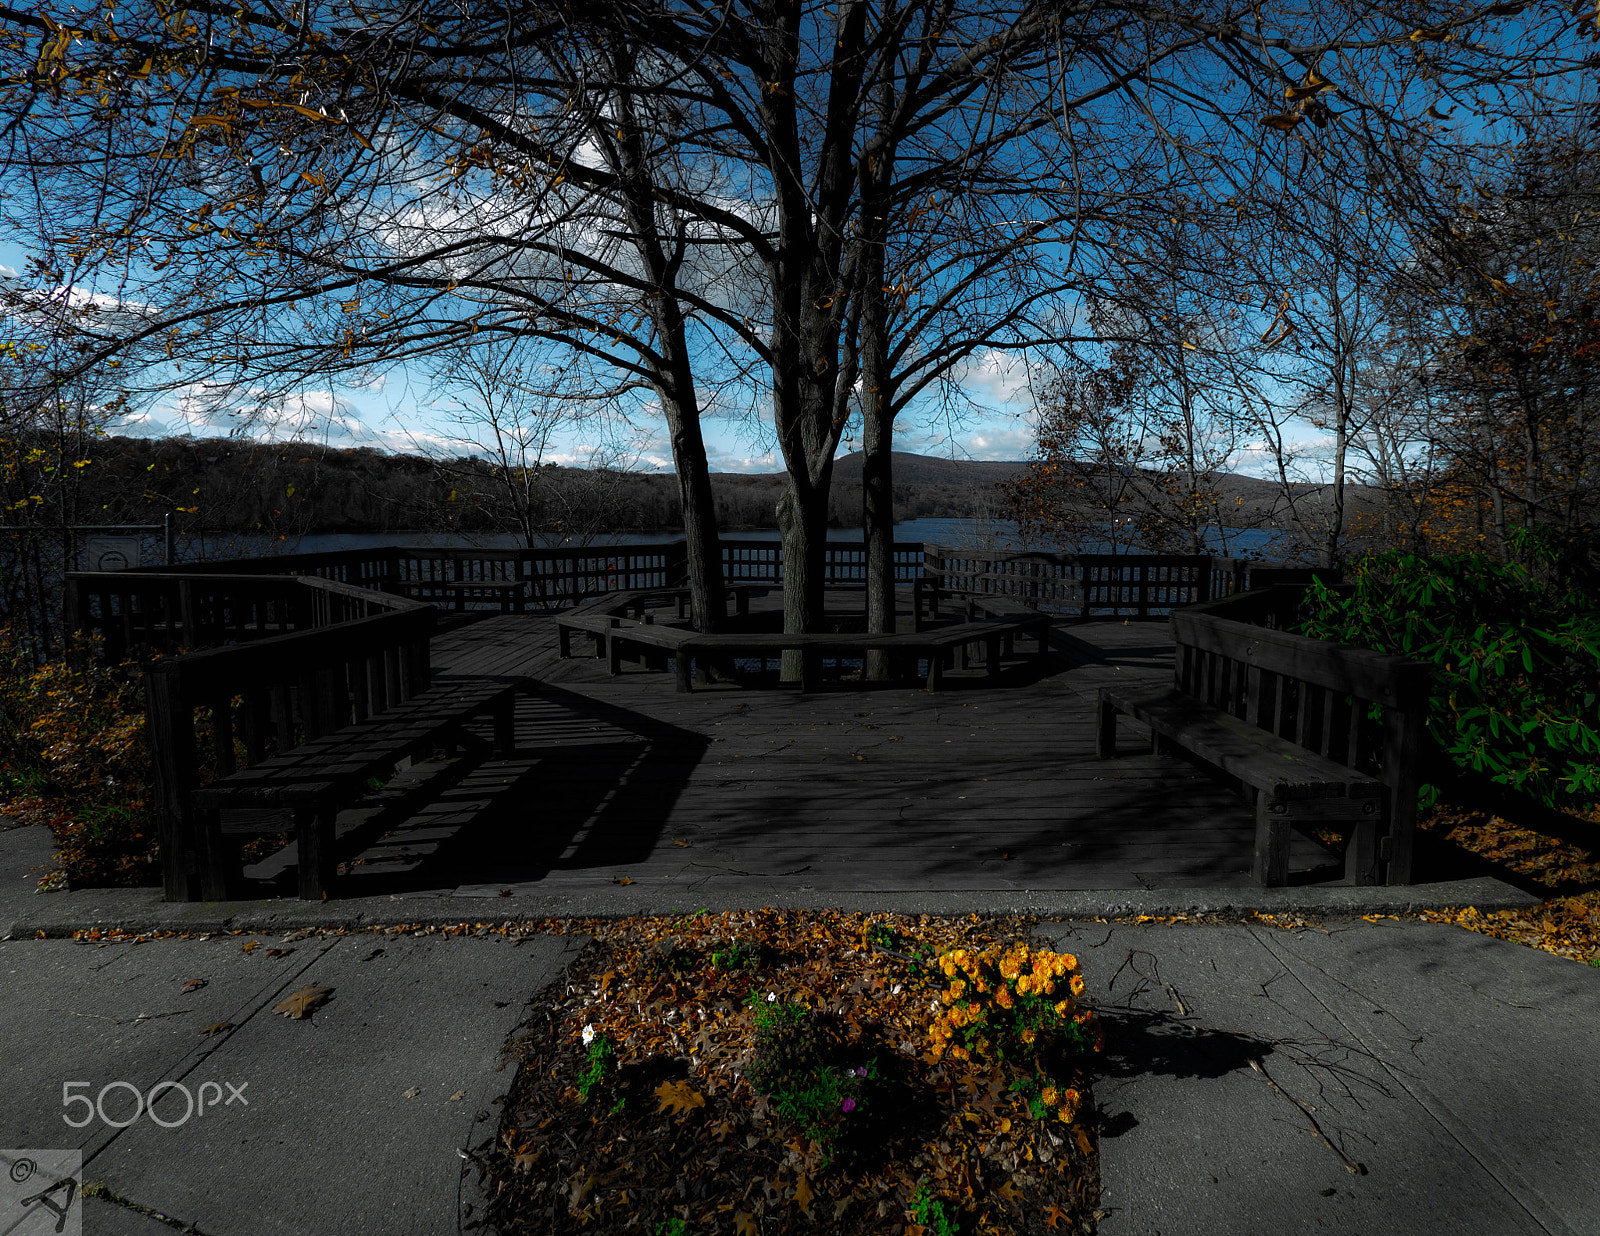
[485,910,1101,1235]
[0,625,159,888]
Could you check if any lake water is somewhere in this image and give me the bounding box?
[174,518,1289,562]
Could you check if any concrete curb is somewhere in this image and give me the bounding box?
[3,875,1539,938]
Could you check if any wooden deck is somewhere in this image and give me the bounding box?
[240,593,1346,902]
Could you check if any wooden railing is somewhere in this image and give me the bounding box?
[142,582,435,900]
[66,570,414,661]
[720,539,926,586]
[88,539,1303,626]
[1172,586,1430,884]
[924,549,1250,617]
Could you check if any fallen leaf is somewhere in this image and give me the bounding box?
[448,1090,466,1101]
[1075,1128,1094,1158]
[271,984,334,1020]
[733,1213,759,1235]
[793,1172,814,1217]
[198,1021,232,1036]
[240,941,259,954]
[1046,1203,1071,1228]
[612,876,634,886]
[513,1149,538,1173]
[672,839,691,847]
[997,1178,1023,1206]
[654,1079,705,1116]
[265,947,294,958]
[182,978,208,992]
[498,889,512,897]
[402,1086,422,1098]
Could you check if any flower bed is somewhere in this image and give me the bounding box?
[481,910,1103,1235]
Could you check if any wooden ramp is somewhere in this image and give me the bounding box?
[241,601,1346,904]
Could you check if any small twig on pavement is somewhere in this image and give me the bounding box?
[1250,1058,1365,1175]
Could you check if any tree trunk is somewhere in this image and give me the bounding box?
[859,169,895,679]
[776,478,828,681]
[659,379,724,633]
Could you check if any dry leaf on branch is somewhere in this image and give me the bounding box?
[271,984,334,1020]
[653,1079,705,1116]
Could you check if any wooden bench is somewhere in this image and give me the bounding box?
[637,612,1052,692]
[1096,588,1430,885]
[554,585,774,659]
[190,677,521,900]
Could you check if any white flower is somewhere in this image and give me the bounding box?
[766,992,777,1003]
[581,1023,596,1046]
[892,985,902,995]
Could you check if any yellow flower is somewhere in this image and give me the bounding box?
[950,1046,969,1061]
[1041,1086,1058,1106]
[941,990,956,1006]
[1039,979,1056,996]
[1060,953,1079,973]
[1069,974,1086,998]
[994,987,1014,1010]
[1053,1000,1070,1017]
[999,956,1021,980]
[1016,975,1032,995]
[1020,1029,1036,1045]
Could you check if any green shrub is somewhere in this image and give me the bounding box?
[743,997,879,1168]
[1296,532,1600,813]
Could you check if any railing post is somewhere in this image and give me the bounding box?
[145,666,201,901]
[1380,664,1429,885]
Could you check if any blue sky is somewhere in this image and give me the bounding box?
[0,247,1336,480]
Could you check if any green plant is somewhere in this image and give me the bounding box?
[653,1219,690,1236]
[1297,545,1600,813]
[576,1031,616,1104]
[913,1179,962,1236]
[742,997,879,1167]
[708,938,762,970]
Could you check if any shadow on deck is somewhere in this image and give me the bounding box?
[235,601,1402,905]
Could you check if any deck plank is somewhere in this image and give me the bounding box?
[242,604,1352,903]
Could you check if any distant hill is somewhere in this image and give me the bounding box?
[32,435,1380,537]
[829,451,1028,485]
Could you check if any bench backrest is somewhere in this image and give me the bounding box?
[1173,587,1431,882]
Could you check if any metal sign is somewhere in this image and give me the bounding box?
[81,536,142,572]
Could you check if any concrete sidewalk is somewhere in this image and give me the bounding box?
[1037,918,1600,1236]
[2,926,586,1235]
[6,818,1592,1235]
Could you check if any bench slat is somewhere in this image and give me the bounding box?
[1099,684,1384,801]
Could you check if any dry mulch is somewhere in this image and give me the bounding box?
[475,909,1101,1236]
[1413,796,1600,966]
